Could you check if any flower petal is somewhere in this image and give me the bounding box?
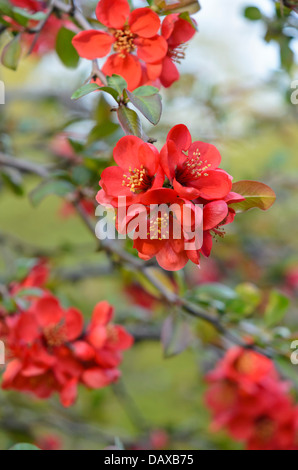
[60,378,78,407]
[82,368,120,389]
[96,0,130,29]
[160,55,179,88]
[72,30,114,60]
[162,14,196,47]
[65,308,84,342]
[203,201,229,231]
[191,170,232,200]
[188,141,222,170]
[160,140,182,180]
[135,35,168,64]
[103,53,142,90]
[113,135,144,169]
[129,8,160,38]
[33,296,63,328]
[88,325,108,349]
[92,301,114,326]
[156,242,188,271]
[167,124,192,152]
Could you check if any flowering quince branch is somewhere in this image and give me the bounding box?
[2,0,296,452]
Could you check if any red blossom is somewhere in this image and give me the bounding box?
[160,124,233,201]
[206,347,298,450]
[159,14,196,88]
[97,135,165,207]
[8,0,72,55]
[72,0,168,90]
[1,293,133,406]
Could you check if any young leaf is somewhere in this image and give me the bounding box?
[71,83,101,100]
[1,35,21,71]
[244,6,262,21]
[126,89,162,125]
[56,27,80,68]
[117,106,143,138]
[133,86,160,97]
[264,290,290,328]
[30,180,75,207]
[230,180,276,212]
[106,74,128,95]
[99,86,120,102]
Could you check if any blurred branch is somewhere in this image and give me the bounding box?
[52,0,108,85]
[0,153,50,178]
[56,263,113,282]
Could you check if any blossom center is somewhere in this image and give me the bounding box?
[122,165,153,193]
[113,27,136,58]
[43,324,66,347]
[148,213,170,240]
[255,417,275,442]
[176,148,212,183]
[169,44,187,64]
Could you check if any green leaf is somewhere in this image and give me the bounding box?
[30,180,75,207]
[126,89,162,125]
[10,444,41,451]
[117,106,143,138]
[230,180,276,213]
[133,86,160,97]
[264,290,290,328]
[71,166,93,186]
[56,27,80,68]
[244,6,262,21]
[106,74,127,95]
[71,83,101,100]
[88,122,119,144]
[161,314,193,358]
[192,283,238,302]
[99,86,120,102]
[1,35,21,71]
[228,283,262,318]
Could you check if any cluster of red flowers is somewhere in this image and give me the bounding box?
[97,124,245,271]
[7,0,69,55]
[72,0,196,90]
[206,347,298,450]
[0,262,133,407]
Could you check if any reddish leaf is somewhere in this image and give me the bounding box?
[230,180,276,213]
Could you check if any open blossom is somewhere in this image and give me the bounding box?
[206,347,298,450]
[1,293,133,407]
[97,135,165,207]
[159,14,196,88]
[72,0,168,90]
[95,127,246,271]
[160,124,233,200]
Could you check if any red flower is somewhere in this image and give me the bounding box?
[160,124,232,201]
[2,296,133,406]
[159,14,196,88]
[74,301,133,389]
[97,135,164,207]
[206,347,298,450]
[72,0,168,90]
[118,188,203,271]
